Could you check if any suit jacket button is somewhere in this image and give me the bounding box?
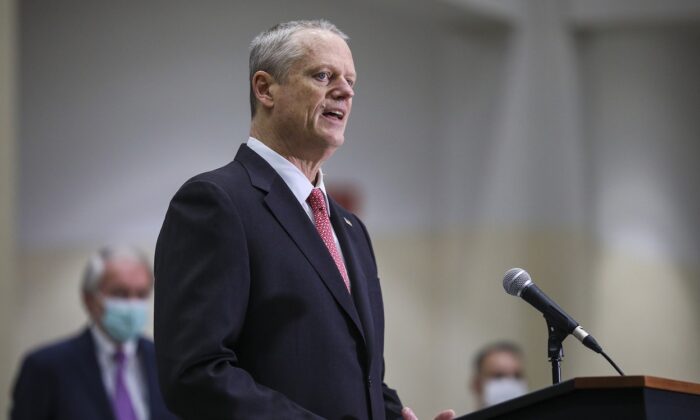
[368,377,372,386]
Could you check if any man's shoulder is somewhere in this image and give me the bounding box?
[137,335,155,353]
[181,144,264,191]
[185,159,246,187]
[173,147,272,205]
[20,330,89,370]
[173,164,255,209]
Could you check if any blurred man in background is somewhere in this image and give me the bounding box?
[11,246,176,420]
[470,341,528,409]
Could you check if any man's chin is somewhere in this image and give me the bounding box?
[315,133,345,149]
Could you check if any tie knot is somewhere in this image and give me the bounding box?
[307,188,327,213]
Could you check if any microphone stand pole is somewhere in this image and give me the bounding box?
[546,318,567,385]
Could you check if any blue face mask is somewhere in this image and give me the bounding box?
[101,298,148,342]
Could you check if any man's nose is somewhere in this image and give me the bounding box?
[330,79,354,100]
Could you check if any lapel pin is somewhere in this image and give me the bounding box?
[343,217,353,227]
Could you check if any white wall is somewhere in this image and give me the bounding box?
[581,25,700,382]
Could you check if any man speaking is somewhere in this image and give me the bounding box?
[155,20,453,420]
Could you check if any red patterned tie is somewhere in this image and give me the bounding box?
[307,188,351,293]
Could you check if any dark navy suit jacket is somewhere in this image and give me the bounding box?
[11,328,177,420]
[154,144,403,419]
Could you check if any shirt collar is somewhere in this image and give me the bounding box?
[247,137,331,215]
[90,323,137,358]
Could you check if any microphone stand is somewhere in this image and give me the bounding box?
[546,318,568,385]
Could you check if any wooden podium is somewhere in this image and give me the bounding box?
[456,376,700,420]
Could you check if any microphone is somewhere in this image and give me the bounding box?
[503,268,602,354]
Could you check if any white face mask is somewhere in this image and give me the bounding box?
[482,377,528,407]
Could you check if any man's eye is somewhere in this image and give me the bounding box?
[108,290,129,298]
[315,72,331,82]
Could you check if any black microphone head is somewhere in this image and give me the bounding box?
[503,268,532,296]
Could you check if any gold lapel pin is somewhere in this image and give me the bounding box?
[343,217,353,227]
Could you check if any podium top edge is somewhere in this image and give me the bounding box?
[573,375,700,396]
[454,375,700,420]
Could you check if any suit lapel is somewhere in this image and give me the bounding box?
[236,145,365,344]
[329,200,376,365]
[75,329,116,420]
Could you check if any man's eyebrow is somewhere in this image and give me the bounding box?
[307,63,334,71]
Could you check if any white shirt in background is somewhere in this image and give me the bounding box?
[90,324,149,420]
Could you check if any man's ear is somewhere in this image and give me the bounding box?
[252,70,276,110]
[83,291,100,320]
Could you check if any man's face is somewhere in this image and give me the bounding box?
[473,350,525,406]
[271,30,356,155]
[84,258,152,323]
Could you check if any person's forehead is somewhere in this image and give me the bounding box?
[101,258,150,285]
[294,28,345,45]
[293,29,352,59]
[483,350,523,371]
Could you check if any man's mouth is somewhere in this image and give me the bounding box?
[322,109,345,120]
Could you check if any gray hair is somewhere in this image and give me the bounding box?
[81,245,152,294]
[248,19,349,117]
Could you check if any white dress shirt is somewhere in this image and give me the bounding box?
[246,137,347,267]
[90,325,149,420]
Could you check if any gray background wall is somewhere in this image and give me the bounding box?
[3,0,700,417]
